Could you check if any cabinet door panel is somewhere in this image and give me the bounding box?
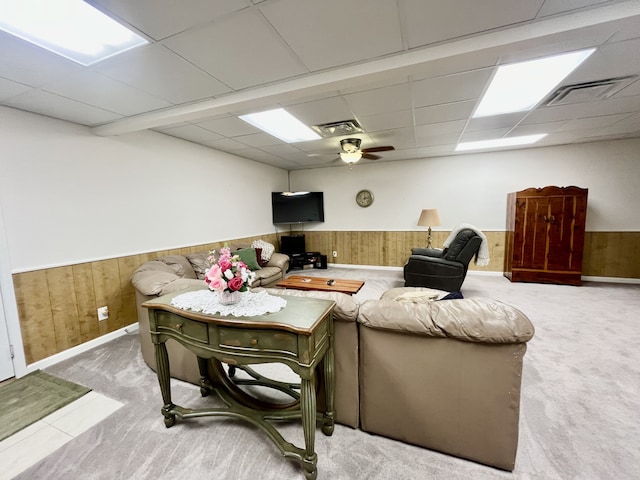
[524,198,548,270]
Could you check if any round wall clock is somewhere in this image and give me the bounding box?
[356,189,374,208]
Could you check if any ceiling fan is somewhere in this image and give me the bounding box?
[338,138,395,165]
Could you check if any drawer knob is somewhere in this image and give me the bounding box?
[250,338,258,346]
[176,323,183,330]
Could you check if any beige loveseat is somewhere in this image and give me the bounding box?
[131,265,534,471]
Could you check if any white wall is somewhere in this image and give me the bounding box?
[0,107,289,272]
[290,138,640,232]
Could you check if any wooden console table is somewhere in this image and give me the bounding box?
[143,288,335,480]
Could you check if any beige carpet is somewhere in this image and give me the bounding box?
[17,268,640,479]
[0,370,91,442]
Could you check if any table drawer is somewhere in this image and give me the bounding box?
[155,312,208,344]
[218,327,298,356]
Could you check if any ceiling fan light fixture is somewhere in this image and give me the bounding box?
[340,151,362,163]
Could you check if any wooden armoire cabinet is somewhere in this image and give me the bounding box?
[504,186,588,286]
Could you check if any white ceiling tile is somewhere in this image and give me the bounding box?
[92,44,231,104]
[369,127,416,148]
[402,0,544,48]
[235,132,284,147]
[344,83,412,117]
[90,0,252,40]
[459,128,512,142]
[555,113,634,131]
[537,0,613,18]
[0,78,32,101]
[0,32,85,87]
[259,144,309,161]
[196,116,259,137]
[159,125,223,143]
[414,101,476,125]
[359,110,414,132]
[416,133,461,148]
[416,120,467,138]
[42,70,171,116]
[411,70,492,108]
[260,0,403,71]
[465,113,528,132]
[6,90,122,126]
[285,96,354,127]
[163,9,308,89]
[565,37,640,84]
[202,137,250,152]
[508,120,568,136]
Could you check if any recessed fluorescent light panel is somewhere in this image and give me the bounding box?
[239,108,321,143]
[473,49,596,117]
[456,134,547,152]
[0,0,148,66]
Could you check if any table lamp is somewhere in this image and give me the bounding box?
[417,209,441,248]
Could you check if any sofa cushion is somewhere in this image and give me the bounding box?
[131,261,181,296]
[161,255,197,279]
[233,247,261,270]
[185,252,210,279]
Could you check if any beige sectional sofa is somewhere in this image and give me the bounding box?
[131,259,534,471]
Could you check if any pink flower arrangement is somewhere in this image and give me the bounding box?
[204,246,255,293]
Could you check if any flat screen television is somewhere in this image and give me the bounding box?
[271,192,324,224]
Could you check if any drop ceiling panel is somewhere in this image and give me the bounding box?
[234,132,284,147]
[41,70,172,117]
[0,78,32,101]
[159,124,224,144]
[0,32,85,88]
[537,0,617,18]
[89,0,252,40]
[411,70,492,108]
[465,113,528,132]
[162,9,308,89]
[260,0,403,71]
[344,83,412,117]
[285,96,354,127]
[6,90,123,125]
[359,110,414,132]
[414,101,476,125]
[92,44,231,104]
[195,116,260,137]
[402,0,545,48]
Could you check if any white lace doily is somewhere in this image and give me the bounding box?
[171,289,287,317]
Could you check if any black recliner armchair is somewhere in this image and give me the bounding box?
[403,228,482,292]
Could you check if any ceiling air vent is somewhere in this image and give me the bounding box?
[543,75,638,106]
[311,119,364,138]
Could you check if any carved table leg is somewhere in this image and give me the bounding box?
[197,356,213,397]
[301,372,318,480]
[322,344,335,436]
[154,341,175,427]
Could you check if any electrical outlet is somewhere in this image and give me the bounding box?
[332,251,338,258]
[97,306,109,321]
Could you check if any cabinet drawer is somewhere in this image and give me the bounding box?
[218,327,298,356]
[155,312,208,344]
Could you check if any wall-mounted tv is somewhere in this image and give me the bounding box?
[272,192,324,224]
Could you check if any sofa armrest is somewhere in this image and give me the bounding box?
[358,298,534,344]
[266,252,289,271]
[405,255,464,275]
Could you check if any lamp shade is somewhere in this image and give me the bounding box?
[340,151,362,163]
[417,209,441,227]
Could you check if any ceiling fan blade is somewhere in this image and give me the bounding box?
[361,145,395,153]
[362,153,381,160]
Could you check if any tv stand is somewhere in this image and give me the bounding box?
[289,252,323,270]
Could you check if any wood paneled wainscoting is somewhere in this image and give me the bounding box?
[11,231,638,365]
[12,234,279,365]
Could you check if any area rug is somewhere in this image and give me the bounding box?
[0,370,91,442]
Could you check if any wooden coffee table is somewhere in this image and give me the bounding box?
[276,275,364,295]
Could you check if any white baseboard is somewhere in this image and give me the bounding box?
[582,276,640,284]
[25,323,139,376]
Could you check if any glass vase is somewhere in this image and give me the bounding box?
[218,290,241,305]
